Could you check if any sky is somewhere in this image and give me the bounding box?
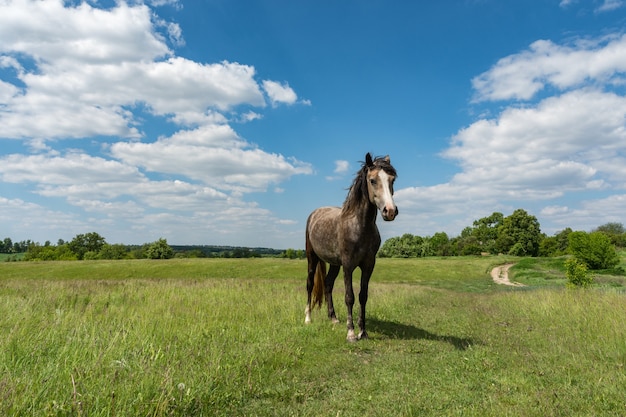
[1,0,626,249]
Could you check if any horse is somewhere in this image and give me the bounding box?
[305,153,398,342]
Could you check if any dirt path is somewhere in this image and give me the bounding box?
[490,263,525,287]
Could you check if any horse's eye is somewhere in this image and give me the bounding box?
[370,179,377,185]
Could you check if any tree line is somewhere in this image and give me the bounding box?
[0,238,31,254]
[379,209,622,270]
[4,209,623,272]
[13,233,176,261]
[0,232,282,261]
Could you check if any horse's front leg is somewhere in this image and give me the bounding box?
[343,266,357,342]
[357,265,374,340]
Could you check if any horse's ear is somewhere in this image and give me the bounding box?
[365,153,373,167]
[384,155,390,163]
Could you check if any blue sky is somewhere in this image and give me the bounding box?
[1,0,626,249]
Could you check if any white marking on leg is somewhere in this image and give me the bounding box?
[346,329,357,342]
[305,306,311,324]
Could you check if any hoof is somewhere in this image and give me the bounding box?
[346,329,357,342]
[331,317,340,324]
[358,331,369,340]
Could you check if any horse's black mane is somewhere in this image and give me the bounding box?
[342,154,396,216]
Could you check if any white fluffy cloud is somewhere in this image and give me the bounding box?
[0,196,91,238]
[110,124,313,192]
[0,0,312,245]
[262,80,298,106]
[0,149,300,244]
[398,89,626,211]
[0,0,305,137]
[446,90,626,192]
[391,32,626,238]
[0,1,168,64]
[472,35,626,102]
[334,160,350,174]
[541,193,626,232]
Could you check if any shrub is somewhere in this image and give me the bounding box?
[83,251,99,260]
[565,257,592,288]
[568,231,619,270]
[99,243,130,260]
[145,238,174,259]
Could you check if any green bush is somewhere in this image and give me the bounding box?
[568,231,620,270]
[565,257,592,288]
[83,251,99,260]
[145,238,174,259]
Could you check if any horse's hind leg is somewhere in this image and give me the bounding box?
[325,265,340,323]
[305,253,319,324]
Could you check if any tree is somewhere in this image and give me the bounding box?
[24,243,55,261]
[419,237,433,257]
[454,227,482,255]
[1,237,13,253]
[282,248,305,259]
[568,231,619,270]
[539,228,572,257]
[555,228,573,253]
[472,212,504,253]
[594,222,625,235]
[98,243,129,260]
[379,234,424,258]
[145,238,174,259]
[68,232,106,260]
[430,232,451,256]
[593,222,626,247]
[24,242,77,261]
[496,209,542,256]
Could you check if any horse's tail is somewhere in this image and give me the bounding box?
[312,261,326,308]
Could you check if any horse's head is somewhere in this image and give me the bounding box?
[365,153,398,221]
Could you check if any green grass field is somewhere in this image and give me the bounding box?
[0,253,24,262]
[1,257,625,416]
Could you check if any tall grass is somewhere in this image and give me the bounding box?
[1,258,625,415]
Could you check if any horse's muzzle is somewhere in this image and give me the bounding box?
[382,206,398,221]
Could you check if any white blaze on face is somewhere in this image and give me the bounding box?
[373,170,397,221]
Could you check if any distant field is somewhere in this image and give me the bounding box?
[0,256,513,291]
[0,253,24,262]
[1,256,625,416]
